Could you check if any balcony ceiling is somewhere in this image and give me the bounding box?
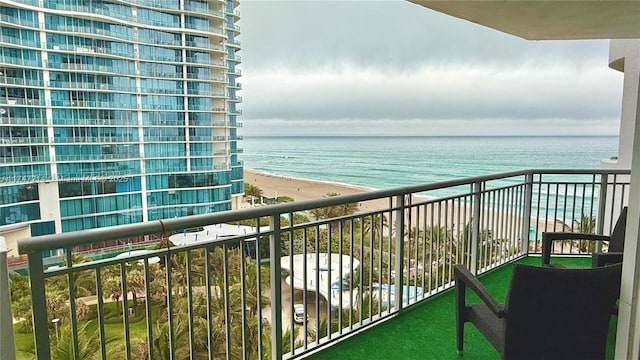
[408,1,640,40]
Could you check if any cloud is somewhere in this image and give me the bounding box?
[241,62,622,121]
[237,0,623,136]
[240,0,610,69]
[240,117,620,137]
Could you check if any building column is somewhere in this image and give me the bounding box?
[39,182,61,233]
[611,39,640,360]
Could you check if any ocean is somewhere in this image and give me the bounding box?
[240,136,620,191]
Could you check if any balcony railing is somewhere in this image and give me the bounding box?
[13,169,629,359]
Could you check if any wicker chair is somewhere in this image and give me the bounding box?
[455,263,622,359]
[542,207,627,268]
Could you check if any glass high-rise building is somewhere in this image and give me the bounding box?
[0,0,243,244]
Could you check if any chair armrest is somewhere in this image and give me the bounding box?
[454,264,505,318]
[541,232,611,266]
[592,252,624,267]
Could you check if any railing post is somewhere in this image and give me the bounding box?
[269,214,283,359]
[393,194,405,312]
[594,172,610,253]
[522,173,534,255]
[0,237,16,360]
[27,251,51,359]
[470,181,482,275]
[597,172,609,234]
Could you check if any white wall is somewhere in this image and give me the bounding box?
[38,182,61,232]
[606,40,640,169]
[0,225,30,258]
[608,38,640,360]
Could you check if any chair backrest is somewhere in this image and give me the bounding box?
[608,206,628,252]
[503,263,622,360]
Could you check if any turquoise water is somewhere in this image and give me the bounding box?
[241,136,619,190]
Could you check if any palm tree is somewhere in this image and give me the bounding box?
[254,323,299,360]
[47,321,118,360]
[150,312,209,360]
[101,266,123,316]
[45,254,95,299]
[363,213,388,242]
[309,193,360,225]
[241,263,270,316]
[566,213,598,252]
[166,249,207,294]
[100,261,152,317]
[141,294,215,360]
[244,182,263,205]
[553,213,599,253]
[577,214,597,233]
[154,237,175,250]
[459,219,493,267]
[125,265,146,315]
[559,213,597,234]
[421,225,455,288]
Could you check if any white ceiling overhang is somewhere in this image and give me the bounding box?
[408,1,640,40]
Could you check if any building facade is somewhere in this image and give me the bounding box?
[0,0,243,252]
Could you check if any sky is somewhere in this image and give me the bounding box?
[237,0,624,136]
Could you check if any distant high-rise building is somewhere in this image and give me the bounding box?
[0,0,243,243]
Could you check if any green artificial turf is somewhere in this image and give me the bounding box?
[308,256,616,360]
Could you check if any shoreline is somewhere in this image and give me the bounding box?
[243,168,557,240]
[246,168,379,193]
[243,169,391,213]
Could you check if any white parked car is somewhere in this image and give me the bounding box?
[293,303,307,324]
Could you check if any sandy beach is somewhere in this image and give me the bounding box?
[243,168,557,242]
[244,169,392,213]
[245,169,372,202]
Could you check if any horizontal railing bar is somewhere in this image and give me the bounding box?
[42,234,270,275]
[288,205,402,231]
[531,169,629,175]
[19,193,403,254]
[536,180,630,185]
[42,248,169,276]
[18,168,629,254]
[410,183,527,207]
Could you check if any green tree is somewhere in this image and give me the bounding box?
[101,266,123,316]
[125,265,146,315]
[149,303,210,360]
[459,219,493,267]
[44,255,96,300]
[65,254,96,297]
[10,273,33,333]
[48,321,118,360]
[563,213,598,252]
[309,193,360,224]
[363,213,388,241]
[244,183,263,205]
[154,237,175,250]
[560,213,597,234]
[417,225,455,288]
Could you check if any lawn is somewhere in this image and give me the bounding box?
[13,299,165,359]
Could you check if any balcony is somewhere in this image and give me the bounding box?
[8,169,629,359]
[307,255,615,360]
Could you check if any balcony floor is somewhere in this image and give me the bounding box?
[308,256,615,360]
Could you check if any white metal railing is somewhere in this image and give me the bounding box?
[12,169,629,359]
